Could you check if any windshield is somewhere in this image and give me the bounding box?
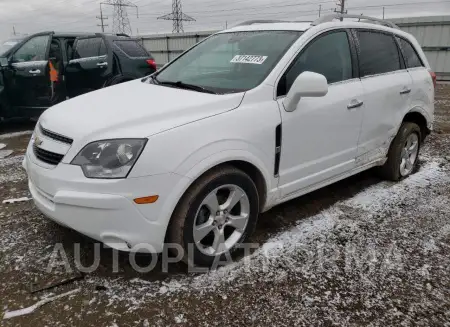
[0,38,22,56]
[154,31,302,94]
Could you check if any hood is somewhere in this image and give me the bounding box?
[40,79,244,142]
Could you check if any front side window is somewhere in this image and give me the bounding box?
[397,37,423,69]
[12,35,50,62]
[154,31,302,94]
[279,31,353,96]
[73,37,106,59]
[357,31,401,77]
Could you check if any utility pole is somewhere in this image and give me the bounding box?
[335,0,347,21]
[383,7,385,19]
[12,26,16,36]
[158,0,196,33]
[319,4,322,17]
[101,0,139,35]
[97,4,108,33]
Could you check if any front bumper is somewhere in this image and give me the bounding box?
[24,148,190,253]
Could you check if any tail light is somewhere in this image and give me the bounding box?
[146,59,157,70]
[429,70,437,89]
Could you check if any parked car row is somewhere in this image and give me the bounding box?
[0,32,156,120]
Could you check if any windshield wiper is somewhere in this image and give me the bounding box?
[158,80,217,94]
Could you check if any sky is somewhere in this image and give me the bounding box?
[0,0,449,40]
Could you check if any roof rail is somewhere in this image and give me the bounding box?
[234,20,285,27]
[312,14,399,29]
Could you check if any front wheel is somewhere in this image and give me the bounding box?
[167,166,260,267]
[379,122,421,181]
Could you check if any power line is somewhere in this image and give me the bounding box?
[158,0,195,33]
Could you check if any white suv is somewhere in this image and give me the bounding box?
[24,15,435,266]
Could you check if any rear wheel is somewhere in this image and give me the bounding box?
[379,122,421,181]
[167,166,260,267]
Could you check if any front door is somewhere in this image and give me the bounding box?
[6,34,52,113]
[276,30,364,197]
[65,36,111,97]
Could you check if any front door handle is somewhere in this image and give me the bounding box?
[29,69,41,74]
[96,62,108,67]
[400,87,412,95]
[347,99,364,110]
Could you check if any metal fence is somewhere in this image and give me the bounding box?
[141,16,450,80]
[141,31,214,67]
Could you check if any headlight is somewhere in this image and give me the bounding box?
[71,139,147,179]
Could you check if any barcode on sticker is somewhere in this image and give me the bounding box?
[230,55,268,65]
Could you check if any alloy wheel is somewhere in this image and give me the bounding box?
[193,184,250,256]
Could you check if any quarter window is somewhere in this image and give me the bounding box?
[357,31,401,77]
[397,37,423,68]
[12,35,50,62]
[114,40,148,57]
[279,31,353,96]
[73,38,106,59]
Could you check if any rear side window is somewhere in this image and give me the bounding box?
[397,37,423,68]
[114,40,149,57]
[279,31,353,96]
[357,31,401,77]
[73,37,106,59]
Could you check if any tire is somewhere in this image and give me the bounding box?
[167,165,260,267]
[378,122,421,181]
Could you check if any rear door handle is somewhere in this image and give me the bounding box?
[96,62,108,67]
[400,87,412,95]
[29,69,41,74]
[347,99,364,110]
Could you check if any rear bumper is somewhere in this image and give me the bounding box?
[24,150,190,253]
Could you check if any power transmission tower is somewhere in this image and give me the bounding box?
[335,0,347,20]
[158,0,196,33]
[97,4,108,32]
[101,0,139,35]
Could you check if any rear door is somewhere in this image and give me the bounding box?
[396,36,434,120]
[7,33,52,110]
[65,36,111,97]
[354,29,413,163]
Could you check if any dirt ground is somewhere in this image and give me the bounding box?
[1,86,450,326]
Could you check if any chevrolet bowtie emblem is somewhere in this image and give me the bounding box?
[34,136,43,147]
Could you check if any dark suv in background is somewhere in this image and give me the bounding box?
[0,32,156,120]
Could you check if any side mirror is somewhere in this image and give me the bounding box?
[0,57,9,67]
[283,71,328,112]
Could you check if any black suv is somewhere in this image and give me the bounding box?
[0,32,156,119]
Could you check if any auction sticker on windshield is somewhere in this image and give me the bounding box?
[230,55,268,65]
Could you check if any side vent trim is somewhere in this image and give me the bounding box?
[274,124,282,177]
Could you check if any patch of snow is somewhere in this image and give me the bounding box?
[0,150,13,159]
[0,131,33,140]
[0,143,6,150]
[2,197,32,204]
[2,288,80,319]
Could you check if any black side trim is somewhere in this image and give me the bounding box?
[274,124,282,177]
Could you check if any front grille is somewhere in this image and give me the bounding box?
[33,145,64,165]
[40,125,73,145]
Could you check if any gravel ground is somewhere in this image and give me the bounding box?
[0,85,450,326]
